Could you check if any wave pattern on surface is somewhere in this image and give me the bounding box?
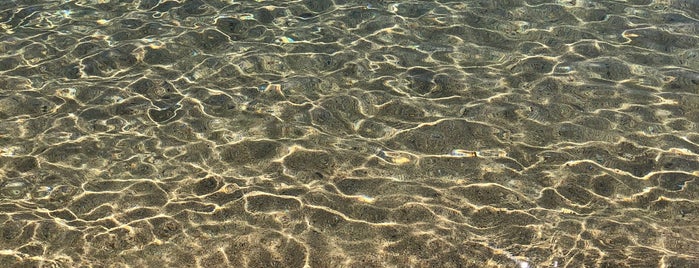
[1,0,699,267]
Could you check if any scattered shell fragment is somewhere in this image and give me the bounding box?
[261,84,283,95]
[58,9,72,18]
[450,149,507,158]
[377,150,412,165]
[238,14,255,20]
[667,148,694,156]
[1,23,14,34]
[391,156,411,165]
[476,150,507,158]
[389,3,400,12]
[268,84,282,91]
[1,179,29,198]
[220,184,239,194]
[275,36,295,44]
[0,146,20,156]
[56,88,77,99]
[622,32,639,38]
[450,149,477,157]
[354,194,374,203]
[108,95,125,103]
[33,186,54,198]
[4,180,26,188]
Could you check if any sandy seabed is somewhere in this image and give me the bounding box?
[1,0,699,267]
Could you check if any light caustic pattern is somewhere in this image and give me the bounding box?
[1,0,699,267]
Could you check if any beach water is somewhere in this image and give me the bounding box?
[1,0,699,267]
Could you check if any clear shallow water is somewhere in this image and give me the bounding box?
[1,0,699,267]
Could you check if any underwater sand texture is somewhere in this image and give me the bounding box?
[1,0,699,267]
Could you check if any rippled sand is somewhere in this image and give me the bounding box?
[1,0,699,267]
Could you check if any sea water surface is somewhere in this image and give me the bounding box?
[1,0,699,267]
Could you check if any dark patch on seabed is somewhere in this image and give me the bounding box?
[1,0,699,267]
